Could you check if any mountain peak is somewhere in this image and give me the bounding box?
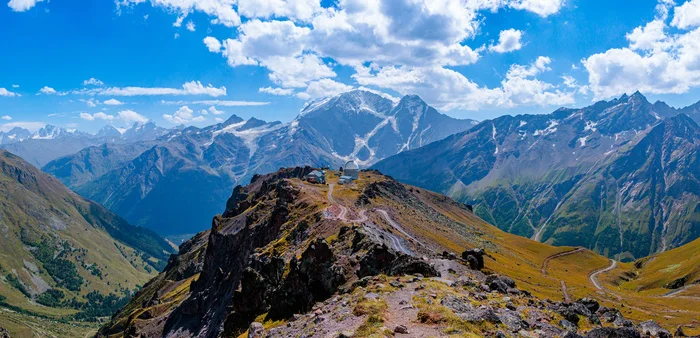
[222,114,244,126]
[629,90,648,103]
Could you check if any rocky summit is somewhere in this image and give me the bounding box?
[98,167,699,337]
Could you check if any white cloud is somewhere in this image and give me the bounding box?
[672,0,700,29]
[626,20,671,52]
[103,98,124,105]
[489,29,523,53]
[12,84,19,88]
[354,56,574,110]
[296,79,354,100]
[163,105,207,123]
[82,98,99,107]
[583,3,700,99]
[80,112,115,121]
[186,20,196,31]
[118,110,149,123]
[214,117,224,122]
[508,0,564,17]
[173,15,185,27]
[83,78,104,86]
[237,0,321,22]
[116,0,240,27]
[39,86,57,95]
[208,106,225,115]
[1,115,11,121]
[7,0,43,12]
[259,87,295,95]
[76,81,226,97]
[203,36,222,52]
[124,0,573,111]
[0,88,19,97]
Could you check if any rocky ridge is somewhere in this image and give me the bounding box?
[98,168,697,337]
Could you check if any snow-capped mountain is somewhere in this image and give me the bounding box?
[0,122,175,167]
[44,90,477,235]
[293,90,478,165]
[374,92,700,260]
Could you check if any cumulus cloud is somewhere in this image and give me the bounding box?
[163,105,207,123]
[1,115,12,121]
[103,98,124,105]
[39,86,57,95]
[80,112,116,121]
[12,84,19,88]
[671,0,700,29]
[203,36,222,52]
[0,88,20,97]
[489,29,523,53]
[7,0,43,12]
[118,0,572,111]
[116,0,240,27]
[354,56,574,110]
[582,1,700,99]
[83,78,104,86]
[118,110,149,123]
[186,20,196,31]
[208,106,225,115]
[296,79,354,100]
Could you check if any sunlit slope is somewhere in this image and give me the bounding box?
[0,150,174,336]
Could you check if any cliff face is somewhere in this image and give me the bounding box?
[99,168,700,337]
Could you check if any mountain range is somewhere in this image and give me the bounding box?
[42,90,477,235]
[0,122,171,167]
[0,149,173,326]
[374,92,700,260]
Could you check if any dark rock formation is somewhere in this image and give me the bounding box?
[462,248,485,270]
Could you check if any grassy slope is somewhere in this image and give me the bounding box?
[336,172,700,331]
[0,150,173,336]
[102,170,700,336]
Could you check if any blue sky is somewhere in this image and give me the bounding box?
[2,0,700,132]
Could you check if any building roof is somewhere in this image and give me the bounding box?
[344,160,359,170]
[307,170,325,177]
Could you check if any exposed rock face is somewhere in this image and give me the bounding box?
[462,248,485,270]
[98,167,683,338]
[0,326,10,338]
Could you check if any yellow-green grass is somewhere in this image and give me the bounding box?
[0,309,98,338]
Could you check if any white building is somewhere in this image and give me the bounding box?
[344,160,359,180]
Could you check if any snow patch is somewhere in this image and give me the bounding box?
[534,120,559,136]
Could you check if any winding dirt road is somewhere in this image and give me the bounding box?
[540,247,586,275]
[327,184,368,223]
[589,259,617,290]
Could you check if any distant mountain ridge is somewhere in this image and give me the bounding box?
[43,90,477,235]
[0,121,172,167]
[374,92,700,260]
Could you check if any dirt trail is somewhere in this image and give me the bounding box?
[375,209,434,253]
[589,259,617,290]
[327,184,368,223]
[561,280,571,303]
[540,247,586,275]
